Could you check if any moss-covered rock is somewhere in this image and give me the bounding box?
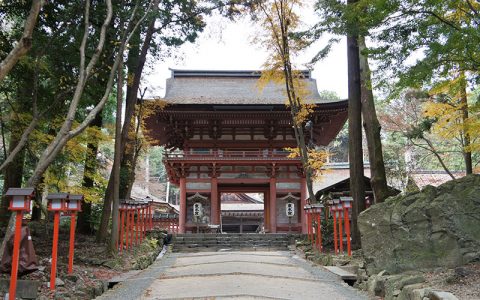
[359,174,480,275]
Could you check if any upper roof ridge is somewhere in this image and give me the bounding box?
[169,69,312,79]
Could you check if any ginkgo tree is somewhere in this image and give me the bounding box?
[252,0,326,203]
[424,73,479,173]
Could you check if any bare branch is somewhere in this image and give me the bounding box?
[68,0,154,139]
[0,0,44,82]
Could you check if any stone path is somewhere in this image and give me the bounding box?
[98,250,369,300]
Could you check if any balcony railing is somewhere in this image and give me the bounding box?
[164,150,299,160]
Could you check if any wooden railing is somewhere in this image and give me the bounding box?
[164,150,297,160]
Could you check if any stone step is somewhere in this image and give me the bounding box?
[172,246,289,252]
[174,239,290,244]
[173,242,289,248]
[174,243,289,248]
[324,266,357,281]
[172,233,299,252]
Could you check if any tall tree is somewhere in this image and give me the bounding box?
[358,37,390,203]
[424,74,479,173]
[252,0,322,203]
[77,113,103,234]
[312,0,387,205]
[97,0,208,242]
[355,0,479,173]
[346,0,366,247]
[0,0,149,257]
[380,89,461,179]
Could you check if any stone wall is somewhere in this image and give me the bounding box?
[358,174,480,275]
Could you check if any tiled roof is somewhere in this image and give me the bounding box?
[162,69,342,105]
[411,172,465,189]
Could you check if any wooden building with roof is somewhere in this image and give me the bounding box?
[144,69,348,234]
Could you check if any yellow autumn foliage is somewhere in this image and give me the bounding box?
[424,74,480,152]
[284,147,329,180]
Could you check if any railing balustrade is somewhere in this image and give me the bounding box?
[163,149,296,160]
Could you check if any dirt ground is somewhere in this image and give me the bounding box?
[423,263,480,300]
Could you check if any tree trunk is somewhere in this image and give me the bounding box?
[78,112,103,234]
[346,2,366,248]
[0,79,33,225]
[31,176,45,221]
[122,99,146,200]
[98,7,158,241]
[109,59,123,253]
[358,36,390,203]
[118,19,152,199]
[459,73,473,175]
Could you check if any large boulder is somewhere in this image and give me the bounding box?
[359,174,480,275]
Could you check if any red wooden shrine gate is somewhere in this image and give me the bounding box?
[144,70,348,234]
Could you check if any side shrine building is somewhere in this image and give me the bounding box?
[144,70,348,234]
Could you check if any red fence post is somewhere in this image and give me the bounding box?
[126,207,131,250]
[344,207,351,256]
[50,211,60,290]
[6,188,35,300]
[149,203,153,230]
[120,206,125,252]
[338,206,343,254]
[316,212,322,251]
[9,212,23,299]
[135,206,139,246]
[341,197,353,256]
[332,206,338,254]
[129,207,134,246]
[141,207,145,239]
[68,212,77,274]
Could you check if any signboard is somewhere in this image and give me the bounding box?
[286,203,295,217]
[193,202,202,217]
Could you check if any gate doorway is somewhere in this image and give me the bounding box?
[219,186,268,233]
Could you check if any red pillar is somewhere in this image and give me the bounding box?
[68,212,77,274]
[135,207,139,245]
[332,207,338,254]
[306,211,312,242]
[179,177,187,233]
[308,211,313,243]
[269,177,277,233]
[300,177,307,234]
[344,207,352,256]
[141,206,145,240]
[149,203,153,230]
[130,209,135,243]
[316,212,322,251]
[210,177,219,225]
[339,210,344,253]
[9,212,23,300]
[126,208,131,250]
[50,212,60,291]
[120,208,125,252]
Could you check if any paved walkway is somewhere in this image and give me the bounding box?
[98,250,369,300]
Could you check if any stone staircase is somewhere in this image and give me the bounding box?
[172,233,302,252]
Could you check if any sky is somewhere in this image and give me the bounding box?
[144,9,348,99]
